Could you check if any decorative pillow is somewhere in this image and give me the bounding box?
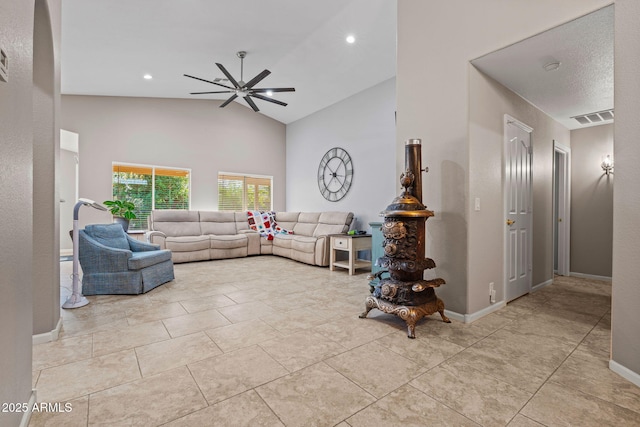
[247,211,293,240]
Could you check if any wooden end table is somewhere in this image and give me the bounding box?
[330,234,372,275]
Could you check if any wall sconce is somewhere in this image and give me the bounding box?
[601,155,614,175]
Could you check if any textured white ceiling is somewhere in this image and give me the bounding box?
[61,0,397,124]
[471,5,614,130]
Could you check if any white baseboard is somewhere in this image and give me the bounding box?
[18,389,37,427]
[445,301,507,324]
[443,309,465,323]
[32,317,62,345]
[532,278,554,292]
[609,360,640,388]
[570,272,612,282]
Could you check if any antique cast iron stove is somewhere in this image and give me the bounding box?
[360,139,450,338]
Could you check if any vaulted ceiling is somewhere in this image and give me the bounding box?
[61,0,397,124]
[62,2,613,129]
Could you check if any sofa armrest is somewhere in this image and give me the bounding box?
[79,231,132,273]
[127,235,161,252]
[146,230,167,248]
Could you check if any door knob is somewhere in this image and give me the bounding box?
[506,219,515,226]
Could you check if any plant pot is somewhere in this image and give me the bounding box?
[113,217,130,233]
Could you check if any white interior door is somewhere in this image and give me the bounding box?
[504,116,533,302]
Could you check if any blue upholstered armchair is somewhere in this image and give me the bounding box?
[79,223,175,295]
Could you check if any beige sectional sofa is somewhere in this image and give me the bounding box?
[146,210,354,266]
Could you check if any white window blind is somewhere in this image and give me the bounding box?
[218,173,272,211]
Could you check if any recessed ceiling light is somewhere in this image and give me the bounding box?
[143,74,153,80]
[346,35,355,44]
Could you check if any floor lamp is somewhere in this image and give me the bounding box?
[62,198,107,309]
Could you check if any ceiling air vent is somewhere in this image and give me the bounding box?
[572,109,614,125]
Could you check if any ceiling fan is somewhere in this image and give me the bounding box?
[184,51,295,112]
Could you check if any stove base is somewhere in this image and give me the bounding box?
[359,295,451,338]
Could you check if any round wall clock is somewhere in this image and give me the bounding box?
[317,147,353,202]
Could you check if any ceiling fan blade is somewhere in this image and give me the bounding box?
[184,74,235,90]
[219,94,238,108]
[190,91,234,95]
[215,63,240,89]
[251,93,288,107]
[250,88,296,93]
[244,69,271,89]
[244,96,260,112]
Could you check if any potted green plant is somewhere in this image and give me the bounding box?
[103,200,137,232]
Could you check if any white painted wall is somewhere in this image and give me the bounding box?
[612,0,640,381]
[570,123,613,277]
[286,78,397,230]
[397,0,611,314]
[61,95,286,228]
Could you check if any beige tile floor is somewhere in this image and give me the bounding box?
[31,256,640,426]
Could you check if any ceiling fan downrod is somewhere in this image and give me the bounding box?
[237,51,246,85]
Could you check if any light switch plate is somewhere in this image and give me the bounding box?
[0,49,8,82]
[474,197,480,211]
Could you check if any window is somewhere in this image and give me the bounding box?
[218,173,272,211]
[112,163,190,230]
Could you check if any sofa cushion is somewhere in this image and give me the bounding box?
[151,210,202,237]
[210,234,248,249]
[85,224,130,250]
[128,250,172,270]
[291,236,317,254]
[165,235,210,252]
[200,211,238,235]
[314,212,354,236]
[291,212,321,236]
[272,234,294,249]
[235,212,251,232]
[274,212,299,231]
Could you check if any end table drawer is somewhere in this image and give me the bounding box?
[332,237,351,249]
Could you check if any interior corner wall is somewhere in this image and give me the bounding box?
[0,1,35,425]
[468,68,570,314]
[570,124,613,277]
[397,0,611,315]
[60,96,286,227]
[612,0,640,380]
[285,78,397,230]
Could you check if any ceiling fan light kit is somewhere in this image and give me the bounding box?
[185,51,295,112]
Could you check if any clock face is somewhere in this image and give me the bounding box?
[317,147,353,202]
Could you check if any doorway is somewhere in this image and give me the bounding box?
[504,116,533,302]
[60,129,79,256]
[553,142,571,276]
